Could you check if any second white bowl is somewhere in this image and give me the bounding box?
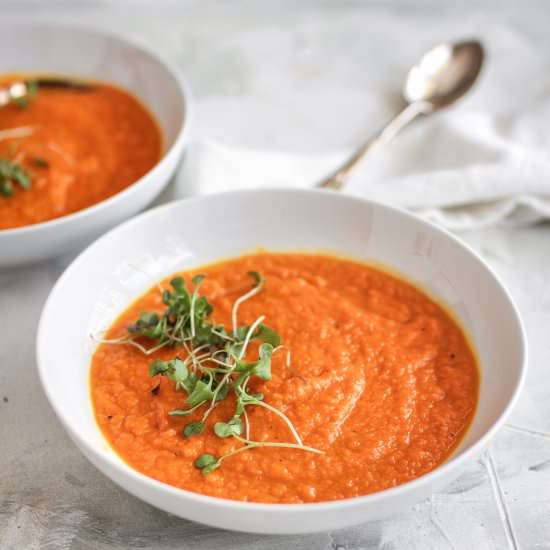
[0,23,192,268]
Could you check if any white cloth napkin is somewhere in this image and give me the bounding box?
[158,72,550,231]
[165,114,550,230]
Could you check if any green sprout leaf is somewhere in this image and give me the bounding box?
[254,343,274,380]
[214,417,243,438]
[149,358,188,387]
[183,422,205,437]
[247,271,264,288]
[0,159,32,197]
[129,311,162,338]
[139,312,159,326]
[186,378,214,407]
[0,179,13,197]
[213,381,230,402]
[195,454,216,468]
[191,274,206,287]
[169,358,188,386]
[254,324,280,347]
[14,80,38,109]
[148,359,170,377]
[194,453,220,475]
[235,343,274,381]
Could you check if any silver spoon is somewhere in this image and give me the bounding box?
[0,78,91,108]
[318,39,484,190]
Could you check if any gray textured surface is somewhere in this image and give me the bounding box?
[1,1,550,548]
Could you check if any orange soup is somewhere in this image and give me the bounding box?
[91,253,478,504]
[0,75,162,229]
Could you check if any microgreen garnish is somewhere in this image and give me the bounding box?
[183,422,205,437]
[0,159,31,197]
[194,454,219,475]
[13,80,38,109]
[214,417,243,438]
[97,271,323,473]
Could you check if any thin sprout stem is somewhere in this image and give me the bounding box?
[273,344,304,381]
[183,352,196,369]
[193,351,232,370]
[273,345,292,369]
[122,339,151,354]
[211,281,257,301]
[184,340,201,373]
[195,353,210,363]
[245,398,303,446]
[183,340,199,374]
[187,352,215,372]
[169,400,207,416]
[238,315,265,360]
[208,357,236,368]
[197,366,233,375]
[138,340,170,356]
[202,360,237,422]
[190,343,213,356]
[231,281,264,336]
[179,325,193,346]
[193,353,215,364]
[243,407,251,440]
[91,333,169,356]
[90,334,132,345]
[190,350,201,372]
[217,443,256,464]
[172,313,187,341]
[230,435,324,456]
[211,328,235,342]
[190,303,196,339]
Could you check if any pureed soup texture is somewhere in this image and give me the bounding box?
[91,253,479,504]
[0,75,162,229]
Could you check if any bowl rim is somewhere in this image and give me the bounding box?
[0,21,193,238]
[36,187,528,514]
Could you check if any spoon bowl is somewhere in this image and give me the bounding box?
[404,40,484,110]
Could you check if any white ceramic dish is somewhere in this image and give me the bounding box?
[0,23,192,268]
[37,189,526,534]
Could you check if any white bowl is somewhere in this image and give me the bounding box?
[0,23,192,268]
[37,189,526,534]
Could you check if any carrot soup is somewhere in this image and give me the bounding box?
[0,75,161,229]
[91,252,478,504]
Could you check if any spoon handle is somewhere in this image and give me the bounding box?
[317,100,432,190]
